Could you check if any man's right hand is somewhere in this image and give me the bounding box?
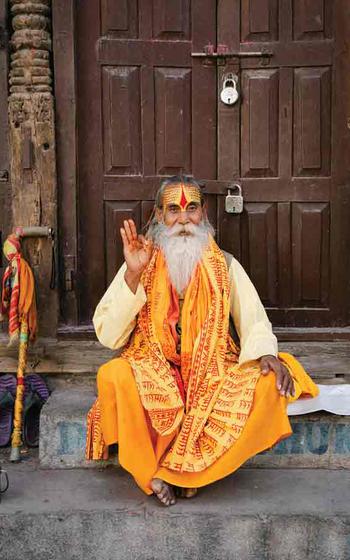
[120,219,153,294]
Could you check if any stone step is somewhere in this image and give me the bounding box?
[1,463,349,560]
[39,387,350,469]
[39,387,116,469]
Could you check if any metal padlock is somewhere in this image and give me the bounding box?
[225,184,244,214]
[220,74,239,106]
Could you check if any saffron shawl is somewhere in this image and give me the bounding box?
[121,238,261,473]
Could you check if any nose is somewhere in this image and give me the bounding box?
[178,211,190,224]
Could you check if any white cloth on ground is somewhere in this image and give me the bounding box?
[287,384,350,416]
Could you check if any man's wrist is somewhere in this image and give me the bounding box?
[124,269,141,294]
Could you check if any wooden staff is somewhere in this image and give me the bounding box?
[1,228,45,461]
[10,320,29,462]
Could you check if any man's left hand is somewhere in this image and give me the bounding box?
[260,355,295,398]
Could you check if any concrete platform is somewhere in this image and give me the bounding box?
[0,464,349,560]
[39,387,350,469]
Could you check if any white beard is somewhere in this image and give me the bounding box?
[148,221,213,294]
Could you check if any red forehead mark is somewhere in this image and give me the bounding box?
[179,185,188,210]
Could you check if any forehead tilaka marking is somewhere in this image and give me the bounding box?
[162,182,201,212]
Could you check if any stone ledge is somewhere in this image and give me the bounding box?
[39,387,117,469]
[39,387,350,470]
[1,467,349,560]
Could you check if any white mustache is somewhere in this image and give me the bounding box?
[165,223,197,238]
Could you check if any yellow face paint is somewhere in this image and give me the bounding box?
[162,183,201,213]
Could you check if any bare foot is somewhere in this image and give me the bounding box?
[151,478,176,507]
[176,487,198,499]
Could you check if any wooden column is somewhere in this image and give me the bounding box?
[8,0,58,336]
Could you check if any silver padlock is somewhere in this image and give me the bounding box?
[220,74,239,106]
[225,184,244,214]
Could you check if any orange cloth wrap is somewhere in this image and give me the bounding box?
[87,352,318,495]
[120,239,264,473]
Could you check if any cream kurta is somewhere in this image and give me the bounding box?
[93,255,278,364]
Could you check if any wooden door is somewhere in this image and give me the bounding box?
[75,0,350,331]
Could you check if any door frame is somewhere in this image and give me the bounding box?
[52,0,350,340]
[52,0,79,329]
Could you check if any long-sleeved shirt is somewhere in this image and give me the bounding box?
[93,256,278,365]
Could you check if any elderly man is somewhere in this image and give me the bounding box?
[86,176,318,506]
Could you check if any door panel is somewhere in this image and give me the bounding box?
[102,66,142,175]
[76,0,349,330]
[241,69,279,178]
[291,202,330,307]
[241,0,278,42]
[293,67,331,177]
[154,67,192,174]
[293,0,332,40]
[241,203,279,307]
[105,201,141,286]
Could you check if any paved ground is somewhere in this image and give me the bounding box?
[1,459,350,516]
[1,459,349,560]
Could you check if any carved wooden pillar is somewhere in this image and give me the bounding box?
[8,0,58,336]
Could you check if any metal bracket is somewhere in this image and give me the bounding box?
[14,226,54,239]
[191,44,273,60]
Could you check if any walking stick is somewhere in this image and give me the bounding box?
[0,228,51,461]
[9,319,28,461]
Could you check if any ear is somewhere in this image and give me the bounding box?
[155,207,163,222]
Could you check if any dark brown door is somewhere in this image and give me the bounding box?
[75,1,350,330]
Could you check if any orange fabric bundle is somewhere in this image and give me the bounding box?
[1,234,37,344]
[18,258,37,341]
[121,238,262,473]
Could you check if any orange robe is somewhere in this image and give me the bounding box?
[96,352,318,495]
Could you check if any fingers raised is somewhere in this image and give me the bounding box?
[128,219,138,241]
[120,227,129,248]
[123,220,136,245]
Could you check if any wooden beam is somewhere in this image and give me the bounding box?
[1,336,349,386]
[0,0,11,271]
[8,0,58,336]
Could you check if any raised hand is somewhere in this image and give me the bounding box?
[120,219,153,293]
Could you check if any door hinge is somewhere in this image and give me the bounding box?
[63,255,76,292]
[0,170,9,182]
[0,26,9,50]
